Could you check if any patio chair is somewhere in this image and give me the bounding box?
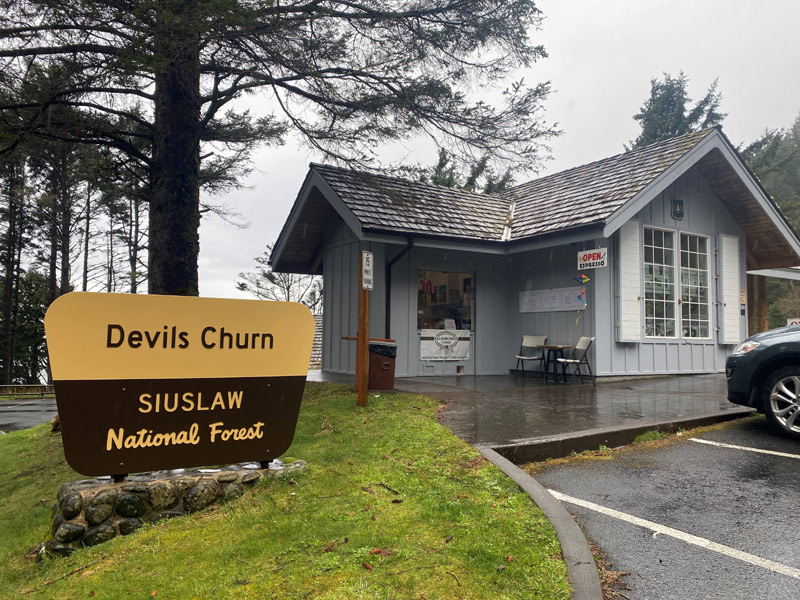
[514,335,547,381]
[556,336,596,386]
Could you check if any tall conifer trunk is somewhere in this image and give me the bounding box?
[129,196,141,294]
[2,161,20,384]
[82,185,91,291]
[57,149,71,296]
[148,1,201,296]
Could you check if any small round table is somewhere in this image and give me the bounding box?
[538,344,573,383]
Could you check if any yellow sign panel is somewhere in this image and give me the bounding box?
[44,293,315,476]
[45,293,314,380]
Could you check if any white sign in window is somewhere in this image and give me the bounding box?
[362,251,374,290]
[577,248,607,269]
[519,286,586,313]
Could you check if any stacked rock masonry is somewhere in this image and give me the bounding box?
[44,461,306,557]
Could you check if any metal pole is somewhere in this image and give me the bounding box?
[756,275,768,333]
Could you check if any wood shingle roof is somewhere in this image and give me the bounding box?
[311,163,510,241]
[312,129,718,243]
[271,126,800,273]
[504,128,717,239]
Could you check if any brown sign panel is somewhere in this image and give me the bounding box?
[44,293,314,476]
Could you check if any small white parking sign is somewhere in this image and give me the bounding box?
[362,251,374,290]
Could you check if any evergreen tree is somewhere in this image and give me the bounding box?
[418,149,515,193]
[628,72,726,149]
[1,0,557,295]
[743,113,800,326]
[237,245,322,313]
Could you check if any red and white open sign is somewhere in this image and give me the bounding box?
[577,248,607,270]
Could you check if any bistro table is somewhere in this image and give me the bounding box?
[537,344,574,383]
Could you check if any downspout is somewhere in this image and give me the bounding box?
[385,238,413,338]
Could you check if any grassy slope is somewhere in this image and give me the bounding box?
[0,383,569,599]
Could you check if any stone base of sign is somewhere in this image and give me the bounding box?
[40,460,306,558]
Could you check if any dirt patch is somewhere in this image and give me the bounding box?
[590,542,632,600]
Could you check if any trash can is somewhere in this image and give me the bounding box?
[368,342,397,390]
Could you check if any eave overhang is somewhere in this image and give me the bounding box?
[271,167,365,275]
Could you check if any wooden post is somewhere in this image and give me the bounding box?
[756,275,768,333]
[356,251,373,407]
[747,274,757,337]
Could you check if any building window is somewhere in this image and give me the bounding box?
[644,228,676,337]
[643,227,712,340]
[417,270,474,330]
[680,234,710,338]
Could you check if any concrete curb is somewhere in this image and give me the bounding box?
[489,408,754,464]
[479,448,602,600]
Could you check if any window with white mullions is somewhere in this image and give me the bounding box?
[680,234,711,338]
[644,227,676,337]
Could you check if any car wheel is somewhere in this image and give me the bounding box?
[763,367,800,440]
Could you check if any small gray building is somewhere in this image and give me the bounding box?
[271,127,800,379]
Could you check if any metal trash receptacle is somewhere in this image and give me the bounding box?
[368,342,397,390]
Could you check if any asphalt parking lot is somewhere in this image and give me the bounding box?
[0,397,57,432]
[533,416,800,600]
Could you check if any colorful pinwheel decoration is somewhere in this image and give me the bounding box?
[575,281,588,324]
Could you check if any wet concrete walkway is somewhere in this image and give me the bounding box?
[308,371,753,459]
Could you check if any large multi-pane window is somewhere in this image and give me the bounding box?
[680,234,710,338]
[644,228,676,337]
[643,227,711,339]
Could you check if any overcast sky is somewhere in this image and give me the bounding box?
[196,0,800,299]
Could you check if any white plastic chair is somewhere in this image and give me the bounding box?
[514,335,547,380]
[556,336,596,386]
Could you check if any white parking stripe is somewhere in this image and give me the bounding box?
[689,438,800,459]
[548,489,800,580]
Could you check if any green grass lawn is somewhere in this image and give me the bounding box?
[0,394,55,402]
[0,383,569,599]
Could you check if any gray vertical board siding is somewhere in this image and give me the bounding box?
[322,245,332,372]
[347,242,359,372]
[321,217,360,373]
[320,223,389,374]
[485,254,511,375]
[507,242,596,373]
[382,245,512,377]
[605,167,746,376]
[367,243,386,341]
[591,236,613,375]
[412,246,479,376]
[388,248,412,377]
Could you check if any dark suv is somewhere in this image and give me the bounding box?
[727,325,800,439]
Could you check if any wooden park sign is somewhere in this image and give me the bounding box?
[44,293,314,476]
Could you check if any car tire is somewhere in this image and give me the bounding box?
[762,366,800,440]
